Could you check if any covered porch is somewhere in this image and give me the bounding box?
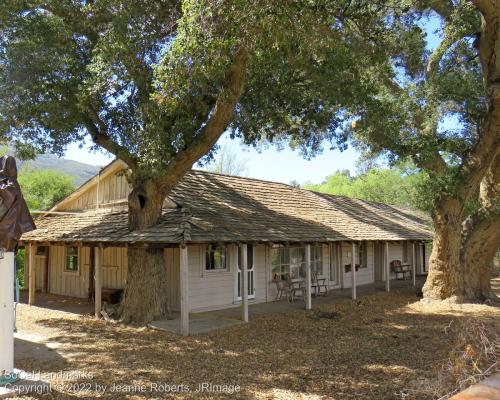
[149,276,426,335]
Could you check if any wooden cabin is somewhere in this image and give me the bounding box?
[20,160,432,334]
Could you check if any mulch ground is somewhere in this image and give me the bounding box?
[11,283,500,400]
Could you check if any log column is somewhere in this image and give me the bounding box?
[179,244,189,336]
[351,242,357,300]
[385,242,390,292]
[94,245,103,318]
[240,244,249,322]
[305,244,312,310]
[412,242,416,287]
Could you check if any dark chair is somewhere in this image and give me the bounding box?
[311,272,328,296]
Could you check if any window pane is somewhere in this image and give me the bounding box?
[66,247,78,271]
[247,245,254,270]
[281,247,289,265]
[205,245,226,270]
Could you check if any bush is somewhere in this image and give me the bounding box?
[15,249,25,289]
[412,318,499,399]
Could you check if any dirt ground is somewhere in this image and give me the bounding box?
[10,281,500,400]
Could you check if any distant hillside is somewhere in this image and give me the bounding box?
[0,144,101,186]
[18,154,101,186]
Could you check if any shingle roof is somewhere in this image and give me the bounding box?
[20,169,432,246]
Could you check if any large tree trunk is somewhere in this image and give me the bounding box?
[461,155,500,301]
[114,49,248,324]
[118,180,171,324]
[423,2,500,302]
[422,197,464,300]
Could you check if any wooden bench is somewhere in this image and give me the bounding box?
[390,260,412,280]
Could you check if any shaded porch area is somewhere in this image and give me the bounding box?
[149,277,426,335]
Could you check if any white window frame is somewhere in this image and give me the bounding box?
[235,244,256,301]
[271,244,324,280]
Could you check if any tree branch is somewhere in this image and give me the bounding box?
[84,111,138,170]
[157,48,248,194]
[426,23,459,77]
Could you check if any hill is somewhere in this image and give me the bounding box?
[1,145,101,186]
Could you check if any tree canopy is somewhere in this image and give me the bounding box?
[17,168,75,211]
[305,164,432,211]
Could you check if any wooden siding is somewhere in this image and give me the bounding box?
[342,242,374,288]
[101,247,128,289]
[34,255,46,291]
[48,245,89,298]
[188,244,238,312]
[60,171,129,211]
[165,247,180,311]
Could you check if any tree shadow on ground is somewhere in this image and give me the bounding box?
[28,286,499,400]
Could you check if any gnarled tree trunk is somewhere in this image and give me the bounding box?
[118,181,170,324]
[461,154,500,301]
[422,197,464,300]
[423,1,500,302]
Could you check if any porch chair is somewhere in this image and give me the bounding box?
[311,272,328,296]
[390,260,412,280]
[284,273,306,302]
[273,277,290,301]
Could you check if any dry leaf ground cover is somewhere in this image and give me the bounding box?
[12,280,500,400]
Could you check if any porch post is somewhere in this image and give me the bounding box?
[412,242,416,287]
[28,243,36,305]
[241,244,249,322]
[94,245,102,318]
[385,242,390,292]
[179,244,189,336]
[305,244,312,310]
[351,242,356,300]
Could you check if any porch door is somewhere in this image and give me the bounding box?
[374,243,385,282]
[236,245,255,300]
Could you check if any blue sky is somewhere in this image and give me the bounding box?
[64,134,360,185]
[64,17,443,186]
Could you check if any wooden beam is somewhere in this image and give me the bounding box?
[412,242,416,287]
[43,246,50,293]
[305,244,312,310]
[385,242,390,292]
[241,244,249,323]
[88,247,95,300]
[179,244,189,336]
[339,242,344,289]
[94,246,103,318]
[28,243,36,306]
[351,242,357,300]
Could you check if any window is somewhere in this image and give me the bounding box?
[330,243,340,283]
[65,247,79,272]
[237,245,254,270]
[36,246,47,256]
[357,242,368,268]
[311,245,323,275]
[205,244,227,271]
[271,245,323,280]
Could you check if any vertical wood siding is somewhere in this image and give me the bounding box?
[165,247,180,311]
[101,247,128,289]
[60,171,129,211]
[34,255,46,291]
[48,245,89,298]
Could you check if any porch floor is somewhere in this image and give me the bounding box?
[150,277,425,335]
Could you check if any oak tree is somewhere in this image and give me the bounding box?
[0,0,398,322]
[345,0,499,301]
